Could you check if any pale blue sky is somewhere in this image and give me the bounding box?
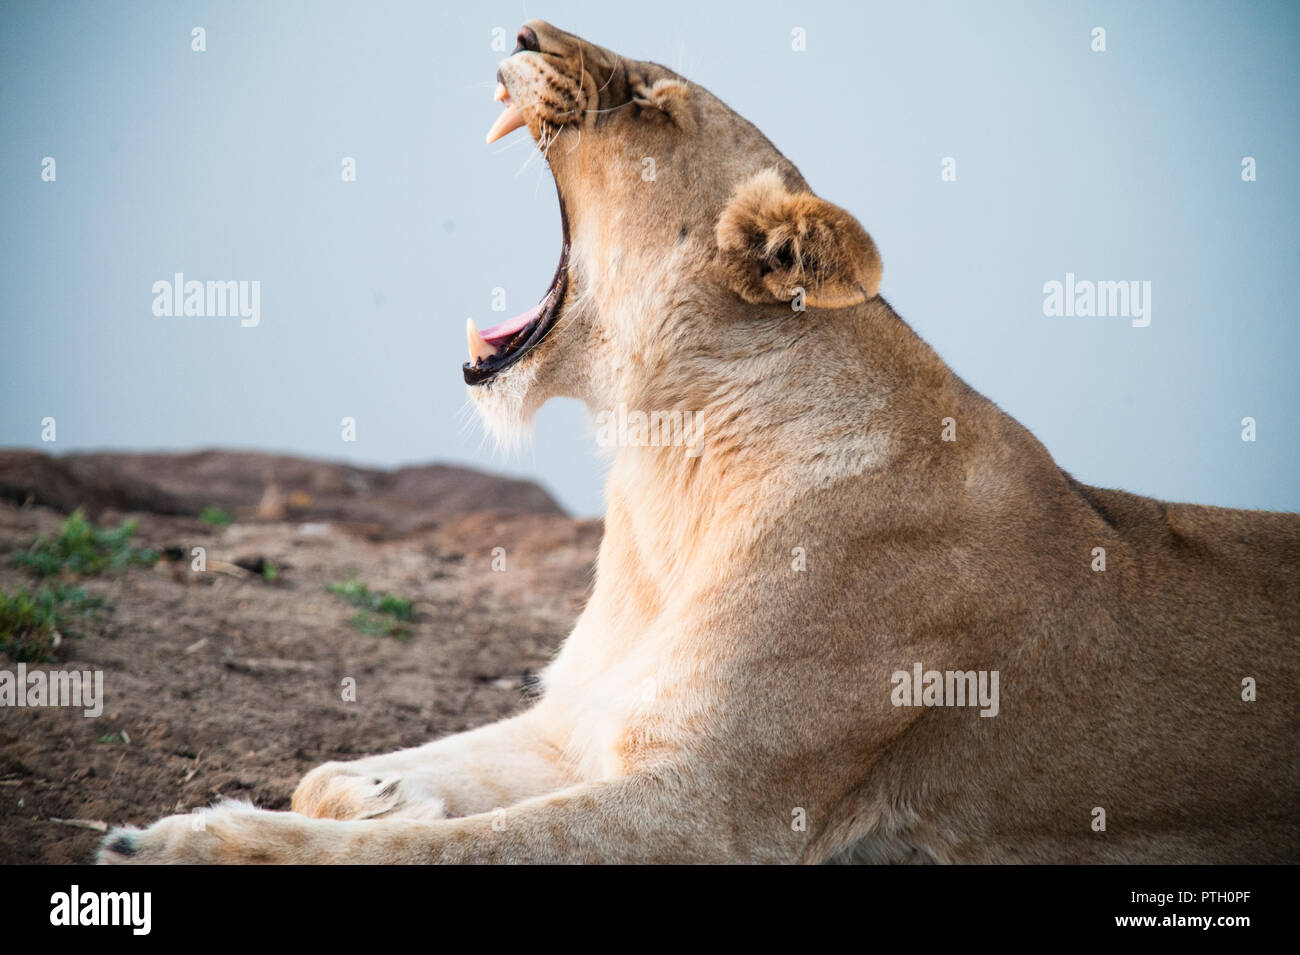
[2,0,1297,515]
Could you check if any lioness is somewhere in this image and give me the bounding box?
[100,21,1298,864]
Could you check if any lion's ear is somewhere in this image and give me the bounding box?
[632,78,695,131]
[715,168,881,309]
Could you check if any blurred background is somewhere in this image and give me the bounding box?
[2,0,1297,516]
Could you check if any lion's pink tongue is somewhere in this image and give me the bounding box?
[478,303,543,345]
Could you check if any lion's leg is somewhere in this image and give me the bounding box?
[100,774,771,864]
[290,715,574,821]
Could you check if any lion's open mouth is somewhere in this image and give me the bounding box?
[463,86,571,386]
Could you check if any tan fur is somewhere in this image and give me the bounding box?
[100,21,1299,865]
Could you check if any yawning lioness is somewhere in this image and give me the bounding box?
[100,21,1299,864]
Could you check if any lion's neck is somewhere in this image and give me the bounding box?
[596,305,900,589]
[593,297,1044,598]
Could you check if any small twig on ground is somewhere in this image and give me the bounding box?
[49,817,108,832]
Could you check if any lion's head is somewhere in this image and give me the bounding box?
[465,21,883,452]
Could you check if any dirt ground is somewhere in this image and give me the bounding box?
[0,451,599,864]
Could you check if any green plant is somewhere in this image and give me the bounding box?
[325,576,414,621]
[327,576,415,638]
[0,584,106,663]
[199,507,233,527]
[4,511,144,661]
[10,510,158,578]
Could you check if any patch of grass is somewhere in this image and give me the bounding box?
[3,511,141,662]
[327,576,415,638]
[199,506,233,527]
[326,576,414,621]
[0,584,107,663]
[10,510,158,578]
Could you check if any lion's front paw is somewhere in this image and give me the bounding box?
[292,763,409,820]
[97,800,339,864]
[97,809,223,864]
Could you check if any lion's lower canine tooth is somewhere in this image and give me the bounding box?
[466,318,497,364]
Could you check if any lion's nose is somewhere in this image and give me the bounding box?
[513,26,540,54]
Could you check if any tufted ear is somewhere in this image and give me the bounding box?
[715,168,881,309]
[632,77,695,131]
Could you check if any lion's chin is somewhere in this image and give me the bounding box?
[467,355,545,454]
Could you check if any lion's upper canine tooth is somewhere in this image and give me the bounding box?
[486,102,525,144]
[494,82,509,103]
[467,318,497,364]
